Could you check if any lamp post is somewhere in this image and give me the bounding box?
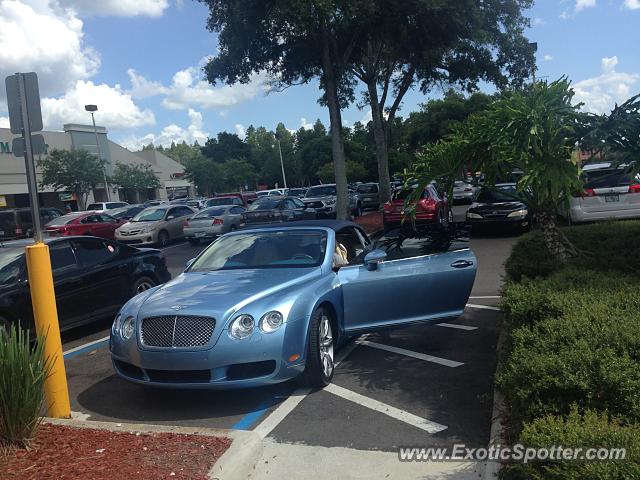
[84,104,111,201]
[274,132,287,189]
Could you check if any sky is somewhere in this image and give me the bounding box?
[0,0,639,151]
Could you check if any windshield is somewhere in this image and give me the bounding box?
[0,249,23,285]
[46,214,82,226]
[207,197,242,206]
[305,186,336,197]
[86,203,102,210]
[131,208,167,222]
[194,207,227,218]
[356,184,377,194]
[476,185,519,203]
[248,198,280,211]
[190,230,327,271]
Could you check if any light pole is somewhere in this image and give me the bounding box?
[84,104,111,201]
[274,132,287,189]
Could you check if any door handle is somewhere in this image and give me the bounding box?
[451,260,474,268]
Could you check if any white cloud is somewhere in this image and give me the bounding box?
[55,0,170,17]
[127,69,168,99]
[560,9,571,19]
[0,0,100,99]
[0,117,9,128]
[300,118,313,130]
[575,0,596,11]
[623,0,640,9]
[532,17,546,26]
[573,56,640,114]
[118,109,209,150]
[235,124,246,139]
[41,80,155,130]
[360,108,372,124]
[543,54,554,61]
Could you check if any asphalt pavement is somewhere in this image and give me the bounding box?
[60,206,518,458]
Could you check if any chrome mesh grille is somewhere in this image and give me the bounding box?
[141,316,215,348]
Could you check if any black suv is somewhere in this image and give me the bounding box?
[0,207,63,241]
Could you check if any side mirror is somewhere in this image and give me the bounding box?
[364,249,387,271]
[166,215,176,220]
[185,258,196,269]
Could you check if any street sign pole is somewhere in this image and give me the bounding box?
[17,73,43,242]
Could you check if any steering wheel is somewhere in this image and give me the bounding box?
[291,253,314,261]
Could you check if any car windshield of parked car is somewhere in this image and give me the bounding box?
[305,186,336,197]
[46,213,83,226]
[357,184,377,194]
[86,203,102,210]
[208,197,241,206]
[476,185,519,203]
[131,208,167,222]
[288,188,305,196]
[248,198,280,211]
[190,230,327,271]
[193,207,227,218]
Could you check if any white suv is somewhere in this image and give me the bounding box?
[85,201,130,212]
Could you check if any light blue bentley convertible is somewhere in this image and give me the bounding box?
[110,220,477,389]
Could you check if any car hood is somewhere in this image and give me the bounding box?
[468,201,525,213]
[137,267,320,323]
[118,220,161,231]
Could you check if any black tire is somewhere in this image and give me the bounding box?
[157,230,170,248]
[188,238,200,246]
[300,307,335,388]
[132,276,156,296]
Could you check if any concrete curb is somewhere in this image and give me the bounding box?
[481,321,507,479]
[43,417,263,480]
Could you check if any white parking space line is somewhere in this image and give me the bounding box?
[324,383,448,434]
[254,388,312,439]
[161,241,188,251]
[63,336,110,357]
[356,339,463,368]
[469,295,501,299]
[465,303,501,311]
[436,323,478,331]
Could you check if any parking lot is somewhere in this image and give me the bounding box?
[59,205,517,452]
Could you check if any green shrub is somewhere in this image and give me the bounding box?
[0,325,51,449]
[501,408,640,480]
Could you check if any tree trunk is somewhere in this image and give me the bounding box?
[320,25,349,220]
[536,210,579,262]
[366,79,391,206]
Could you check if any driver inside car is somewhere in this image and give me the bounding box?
[333,242,349,268]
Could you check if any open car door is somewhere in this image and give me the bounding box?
[337,240,476,334]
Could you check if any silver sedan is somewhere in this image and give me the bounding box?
[183,205,245,245]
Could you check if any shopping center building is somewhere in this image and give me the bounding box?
[0,124,194,210]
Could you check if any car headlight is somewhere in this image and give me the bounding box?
[325,198,336,205]
[229,314,254,339]
[121,315,136,340]
[467,212,483,219]
[507,209,528,218]
[259,311,283,333]
[112,313,122,335]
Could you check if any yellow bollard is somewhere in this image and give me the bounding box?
[25,242,71,418]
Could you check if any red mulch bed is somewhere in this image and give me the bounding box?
[1,424,232,480]
[354,211,383,235]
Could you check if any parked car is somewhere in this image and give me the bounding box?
[0,236,170,333]
[287,188,307,198]
[184,205,246,245]
[0,207,63,241]
[302,184,362,218]
[355,183,380,210]
[383,184,451,230]
[143,200,169,207]
[109,220,477,389]
[205,195,245,208]
[452,180,476,204]
[257,188,287,197]
[465,183,531,231]
[44,212,125,240]
[564,164,640,223]
[109,205,146,221]
[241,196,316,226]
[115,205,196,247]
[85,201,129,212]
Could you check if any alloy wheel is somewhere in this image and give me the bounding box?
[136,279,155,294]
[319,314,334,377]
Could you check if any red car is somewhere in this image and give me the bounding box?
[383,184,452,230]
[44,212,125,240]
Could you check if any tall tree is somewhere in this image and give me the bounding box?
[184,157,224,196]
[38,149,106,210]
[199,0,369,219]
[352,0,535,205]
[221,159,258,191]
[111,163,161,203]
[201,132,251,163]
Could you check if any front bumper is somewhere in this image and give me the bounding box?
[110,317,308,389]
[466,216,530,228]
[116,231,158,245]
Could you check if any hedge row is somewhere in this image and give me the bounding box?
[498,221,640,479]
